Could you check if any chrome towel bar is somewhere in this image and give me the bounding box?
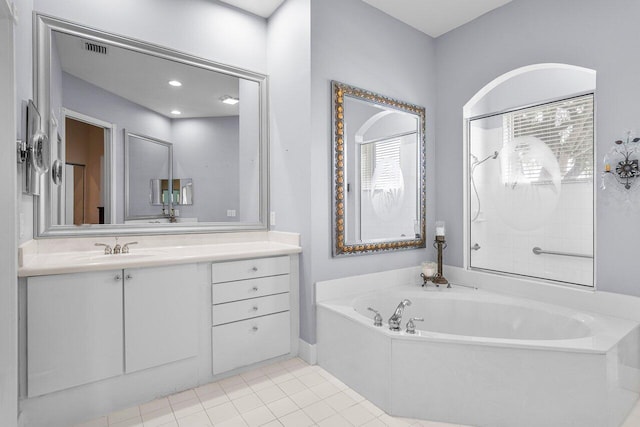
[532,247,593,259]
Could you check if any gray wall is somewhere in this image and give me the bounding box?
[307,0,437,342]
[435,0,640,296]
[172,116,240,222]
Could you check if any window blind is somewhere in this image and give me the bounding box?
[360,138,401,191]
[502,94,594,183]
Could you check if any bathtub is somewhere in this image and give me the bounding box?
[316,283,640,427]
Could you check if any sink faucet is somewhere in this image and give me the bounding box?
[388,299,411,331]
[122,241,138,254]
[94,243,112,254]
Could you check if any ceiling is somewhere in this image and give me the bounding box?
[54,32,242,119]
[220,0,512,38]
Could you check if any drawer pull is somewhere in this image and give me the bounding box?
[114,274,122,281]
[252,306,259,311]
[126,274,133,280]
[252,326,259,332]
[252,266,258,272]
[252,286,259,291]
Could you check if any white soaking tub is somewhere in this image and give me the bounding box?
[316,284,640,427]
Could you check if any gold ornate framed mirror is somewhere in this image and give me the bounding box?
[331,81,426,256]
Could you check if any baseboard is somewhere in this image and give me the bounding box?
[298,339,317,365]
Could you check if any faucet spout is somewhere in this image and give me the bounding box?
[388,299,411,331]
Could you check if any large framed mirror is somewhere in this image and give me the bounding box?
[34,14,268,237]
[331,81,426,256]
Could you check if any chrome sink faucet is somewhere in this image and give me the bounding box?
[388,299,411,331]
[94,243,112,254]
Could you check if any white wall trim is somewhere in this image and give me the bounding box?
[298,339,316,365]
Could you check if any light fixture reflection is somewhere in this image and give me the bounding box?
[171,110,182,115]
[168,80,182,87]
[220,95,239,105]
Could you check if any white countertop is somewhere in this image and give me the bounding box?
[19,231,301,277]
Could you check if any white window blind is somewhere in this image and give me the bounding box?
[502,94,594,183]
[361,138,401,191]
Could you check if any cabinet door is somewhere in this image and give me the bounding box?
[124,264,198,373]
[27,270,123,397]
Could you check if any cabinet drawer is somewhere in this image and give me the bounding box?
[212,274,290,304]
[212,293,289,325]
[211,256,290,283]
[212,312,290,374]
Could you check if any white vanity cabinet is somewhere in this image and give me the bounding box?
[27,270,124,397]
[124,264,198,373]
[26,264,199,396]
[211,256,293,374]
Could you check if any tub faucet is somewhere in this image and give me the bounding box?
[388,299,411,331]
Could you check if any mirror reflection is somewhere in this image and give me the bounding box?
[332,81,426,256]
[37,15,267,236]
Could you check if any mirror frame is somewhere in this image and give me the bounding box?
[34,14,269,237]
[331,81,427,256]
[124,131,173,221]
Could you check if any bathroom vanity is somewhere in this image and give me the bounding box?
[18,231,301,427]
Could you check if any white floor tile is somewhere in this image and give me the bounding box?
[172,398,205,419]
[140,398,171,415]
[266,397,299,418]
[141,406,176,427]
[254,385,286,404]
[297,372,326,388]
[301,400,336,423]
[316,413,353,427]
[199,388,231,409]
[277,409,314,427]
[206,402,240,425]
[223,382,254,400]
[276,378,307,396]
[232,394,263,414]
[260,421,283,427]
[215,415,248,427]
[362,418,387,427]
[195,382,224,398]
[169,390,198,405]
[324,391,358,412]
[240,406,276,427]
[308,381,341,399]
[288,389,320,408]
[340,402,376,426]
[240,368,265,382]
[246,376,275,392]
[360,399,385,417]
[343,387,366,403]
[108,406,141,425]
[175,410,212,427]
[267,370,295,385]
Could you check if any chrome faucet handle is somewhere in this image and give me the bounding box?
[367,307,383,327]
[121,241,139,254]
[112,237,121,254]
[406,317,424,334]
[94,243,112,254]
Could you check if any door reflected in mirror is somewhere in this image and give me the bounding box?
[332,81,426,256]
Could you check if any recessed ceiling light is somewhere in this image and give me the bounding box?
[168,80,182,87]
[171,110,182,115]
[220,95,239,105]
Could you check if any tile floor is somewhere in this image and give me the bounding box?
[74,357,640,427]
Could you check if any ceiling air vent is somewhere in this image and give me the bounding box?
[83,40,108,55]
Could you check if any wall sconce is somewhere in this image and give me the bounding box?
[601,132,640,194]
[17,100,50,195]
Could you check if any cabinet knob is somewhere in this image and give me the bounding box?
[126,274,133,280]
[252,266,258,272]
[252,326,259,332]
[252,286,259,291]
[252,306,259,311]
[114,274,121,281]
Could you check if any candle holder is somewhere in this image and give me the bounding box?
[432,235,450,288]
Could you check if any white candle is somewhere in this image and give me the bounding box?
[421,262,436,277]
[435,221,445,237]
